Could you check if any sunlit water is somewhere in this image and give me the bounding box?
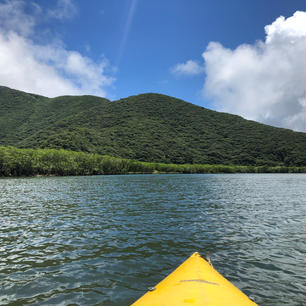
[0,174,305,306]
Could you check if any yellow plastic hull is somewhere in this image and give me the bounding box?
[130,252,257,306]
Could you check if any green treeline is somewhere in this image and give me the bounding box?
[0,146,304,177]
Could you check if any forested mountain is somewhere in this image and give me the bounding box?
[0,86,305,166]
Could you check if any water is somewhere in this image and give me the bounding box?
[0,174,305,306]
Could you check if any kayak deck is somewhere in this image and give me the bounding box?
[130,252,257,306]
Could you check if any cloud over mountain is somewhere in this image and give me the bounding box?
[0,0,114,98]
[203,11,306,131]
[171,11,306,131]
[171,60,204,76]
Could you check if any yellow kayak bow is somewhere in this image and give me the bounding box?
[131,252,257,306]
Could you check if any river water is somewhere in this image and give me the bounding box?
[0,174,305,306]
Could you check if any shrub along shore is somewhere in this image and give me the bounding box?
[0,146,304,177]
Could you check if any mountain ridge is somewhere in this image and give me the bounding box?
[0,85,305,166]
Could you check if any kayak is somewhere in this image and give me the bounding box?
[130,252,257,306]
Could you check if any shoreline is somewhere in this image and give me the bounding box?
[1,146,305,177]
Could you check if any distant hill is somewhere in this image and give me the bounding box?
[0,85,305,166]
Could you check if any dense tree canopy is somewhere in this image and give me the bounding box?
[0,86,305,167]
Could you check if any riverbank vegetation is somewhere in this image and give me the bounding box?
[0,146,304,177]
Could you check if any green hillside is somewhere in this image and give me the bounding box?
[0,85,305,166]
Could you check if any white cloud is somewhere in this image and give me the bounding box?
[202,11,306,132]
[0,0,114,98]
[171,60,204,76]
[0,32,114,97]
[47,0,78,20]
[0,0,36,36]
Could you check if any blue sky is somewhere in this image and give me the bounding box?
[0,0,305,131]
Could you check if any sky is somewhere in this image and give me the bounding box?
[0,0,305,131]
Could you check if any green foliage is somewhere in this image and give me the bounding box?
[0,86,305,167]
[0,146,304,177]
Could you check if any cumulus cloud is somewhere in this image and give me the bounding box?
[0,0,114,97]
[202,11,306,132]
[171,60,204,76]
[0,32,113,97]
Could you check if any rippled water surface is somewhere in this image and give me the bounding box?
[0,174,305,305]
